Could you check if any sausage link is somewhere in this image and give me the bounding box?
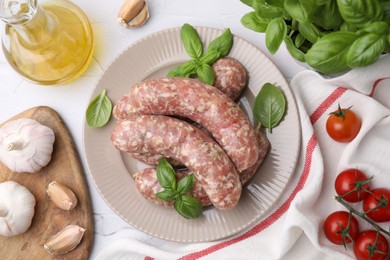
[133,129,269,208]
[111,115,241,210]
[113,77,259,172]
[212,57,247,100]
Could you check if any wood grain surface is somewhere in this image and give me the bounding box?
[0,106,94,260]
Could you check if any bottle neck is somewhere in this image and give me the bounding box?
[1,0,57,45]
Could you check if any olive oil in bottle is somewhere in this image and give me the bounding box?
[1,0,94,85]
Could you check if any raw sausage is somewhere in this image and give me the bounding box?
[111,115,241,210]
[133,129,269,207]
[212,57,247,100]
[113,77,260,172]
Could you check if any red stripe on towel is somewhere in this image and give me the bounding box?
[310,87,347,124]
[368,77,390,97]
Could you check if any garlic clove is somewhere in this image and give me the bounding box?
[46,181,78,211]
[0,181,36,237]
[117,0,149,28]
[44,224,85,255]
[127,3,149,28]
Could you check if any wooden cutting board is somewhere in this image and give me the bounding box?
[0,106,94,259]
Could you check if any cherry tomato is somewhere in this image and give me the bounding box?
[353,230,389,260]
[363,188,390,222]
[326,105,361,142]
[323,211,359,245]
[335,169,370,202]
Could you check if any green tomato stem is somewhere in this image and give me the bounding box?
[334,196,390,237]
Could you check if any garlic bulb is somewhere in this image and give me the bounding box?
[0,181,36,237]
[0,118,55,173]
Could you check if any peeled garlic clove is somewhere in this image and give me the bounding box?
[47,181,78,211]
[0,181,36,237]
[117,0,149,28]
[44,225,85,255]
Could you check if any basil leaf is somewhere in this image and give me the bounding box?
[240,0,259,8]
[284,0,317,23]
[382,2,390,24]
[156,158,177,191]
[156,189,177,201]
[197,63,215,85]
[294,33,306,48]
[284,36,306,62]
[360,21,389,35]
[174,195,203,219]
[181,23,203,59]
[86,89,112,128]
[298,22,323,44]
[313,0,343,30]
[306,31,358,74]
[177,174,195,195]
[253,83,286,133]
[256,4,284,19]
[168,60,197,77]
[200,49,221,64]
[207,28,233,57]
[266,0,284,8]
[266,17,287,54]
[241,12,270,33]
[337,0,383,28]
[346,33,386,68]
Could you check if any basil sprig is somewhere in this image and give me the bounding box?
[253,83,286,133]
[156,158,203,219]
[168,23,233,85]
[241,0,390,74]
[86,89,112,128]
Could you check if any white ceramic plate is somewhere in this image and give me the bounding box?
[83,26,301,242]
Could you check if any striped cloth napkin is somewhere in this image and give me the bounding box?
[95,55,390,260]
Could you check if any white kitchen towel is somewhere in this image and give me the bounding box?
[95,55,390,260]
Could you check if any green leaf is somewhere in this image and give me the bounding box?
[240,0,256,8]
[360,21,389,35]
[266,17,287,54]
[382,2,390,24]
[266,0,285,8]
[284,0,317,23]
[253,83,286,133]
[346,33,386,68]
[200,49,221,64]
[197,63,215,85]
[167,60,197,77]
[181,23,203,59]
[256,4,284,19]
[174,195,203,219]
[313,0,343,30]
[156,189,177,201]
[294,33,306,48]
[298,22,323,44]
[337,0,383,28]
[340,22,359,32]
[241,12,270,33]
[207,28,233,57]
[156,158,177,191]
[176,174,195,195]
[284,36,306,62]
[86,89,112,128]
[305,31,358,74]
